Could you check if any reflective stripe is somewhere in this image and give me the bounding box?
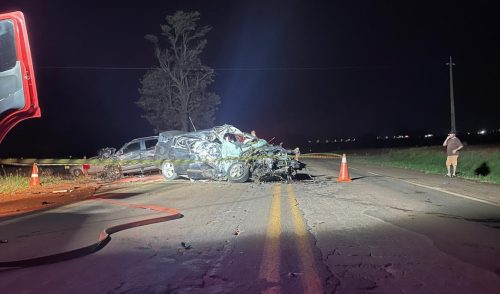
[31,174,38,177]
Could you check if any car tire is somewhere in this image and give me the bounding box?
[72,168,83,177]
[227,162,250,183]
[161,160,178,180]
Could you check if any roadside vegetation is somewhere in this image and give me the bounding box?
[351,145,500,184]
[0,172,79,194]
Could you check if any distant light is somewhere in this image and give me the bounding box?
[385,136,389,139]
[308,140,312,144]
[404,135,409,138]
[424,134,434,138]
[316,139,320,143]
[478,129,487,135]
[346,139,351,142]
[325,139,329,143]
[467,132,471,135]
[340,139,344,142]
[352,138,356,142]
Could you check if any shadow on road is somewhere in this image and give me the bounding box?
[94,192,145,200]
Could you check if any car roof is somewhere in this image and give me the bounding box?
[129,136,158,142]
[158,125,245,142]
[158,130,186,139]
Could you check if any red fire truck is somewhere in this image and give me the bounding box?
[0,11,40,143]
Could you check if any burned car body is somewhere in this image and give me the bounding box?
[154,125,305,182]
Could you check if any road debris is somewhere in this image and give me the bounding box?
[52,189,73,193]
[287,272,304,278]
[181,241,192,250]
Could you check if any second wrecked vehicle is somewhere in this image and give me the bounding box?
[70,136,159,179]
[154,125,305,182]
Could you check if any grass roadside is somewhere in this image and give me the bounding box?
[349,145,500,185]
[0,174,83,194]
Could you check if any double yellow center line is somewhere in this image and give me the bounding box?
[259,185,282,284]
[259,184,323,293]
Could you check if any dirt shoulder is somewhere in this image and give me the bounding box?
[0,174,166,218]
[0,179,101,217]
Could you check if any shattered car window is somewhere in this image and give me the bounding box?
[145,138,157,149]
[123,142,140,153]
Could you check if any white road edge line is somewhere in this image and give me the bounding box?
[319,162,496,207]
[363,170,499,207]
[401,179,499,208]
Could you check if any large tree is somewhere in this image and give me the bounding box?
[137,11,220,132]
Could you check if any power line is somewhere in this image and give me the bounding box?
[37,65,394,71]
[38,66,154,70]
[446,56,457,133]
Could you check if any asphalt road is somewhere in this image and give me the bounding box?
[1,158,499,293]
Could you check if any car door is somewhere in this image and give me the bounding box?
[141,137,158,171]
[116,141,142,173]
[168,136,191,175]
[0,11,40,142]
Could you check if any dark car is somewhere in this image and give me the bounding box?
[70,136,159,177]
[154,125,304,182]
[114,136,159,174]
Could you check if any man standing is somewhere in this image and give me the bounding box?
[443,132,463,177]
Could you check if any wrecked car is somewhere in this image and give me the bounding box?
[69,155,103,177]
[154,125,305,182]
[112,135,159,174]
[70,136,159,179]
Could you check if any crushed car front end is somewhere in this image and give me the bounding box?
[243,144,305,182]
[154,125,305,182]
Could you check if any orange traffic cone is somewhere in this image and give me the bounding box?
[337,154,351,182]
[30,163,40,188]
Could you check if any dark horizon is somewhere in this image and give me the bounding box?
[1,0,499,158]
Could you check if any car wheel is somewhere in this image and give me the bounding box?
[161,161,177,180]
[227,162,250,183]
[72,168,83,177]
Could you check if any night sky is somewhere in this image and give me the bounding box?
[1,0,499,157]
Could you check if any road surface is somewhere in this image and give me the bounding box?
[1,158,499,293]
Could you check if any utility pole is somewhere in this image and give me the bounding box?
[446,56,456,133]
